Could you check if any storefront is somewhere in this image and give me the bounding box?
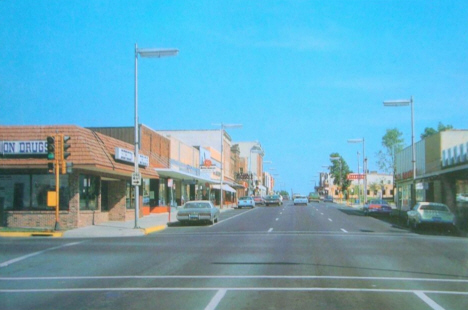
[0,125,162,229]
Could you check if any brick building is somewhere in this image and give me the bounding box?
[0,125,170,229]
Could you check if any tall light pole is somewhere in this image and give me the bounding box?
[213,123,242,208]
[383,96,415,207]
[134,44,178,228]
[348,138,367,204]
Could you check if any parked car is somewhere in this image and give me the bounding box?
[176,200,220,225]
[252,196,265,205]
[238,196,255,209]
[323,196,334,202]
[363,199,392,216]
[294,195,308,205]
[308,193,320,203]
[407,202,456,231]
[265,195,282,206]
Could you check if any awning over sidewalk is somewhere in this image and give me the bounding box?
[211,184,237,193]
[155,168,216,184]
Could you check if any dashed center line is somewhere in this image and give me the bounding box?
[328,218,333,222]
[268,228,273,233]
[341,229,348,233]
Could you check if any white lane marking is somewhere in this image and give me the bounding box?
[280,212,283,215]
[2,287,468,296]
[268,228,273,233]
[328,218,333,222]
[217,208,255,224]
[341,229,348,233]
[276,218,279,221]
[0,242,84,268]
[320,213,324,215]
[414,291,446,310]
[205,288,227,310]
[4,275,468,283]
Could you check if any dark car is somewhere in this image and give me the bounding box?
[323,196,334,202]
[265,195,282,206]
[363,199,392,216]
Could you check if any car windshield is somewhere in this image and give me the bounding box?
[240,197,251,200]
[184,203,210,209]
[420,204,450,212]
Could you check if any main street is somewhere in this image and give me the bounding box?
[1,201,468,310]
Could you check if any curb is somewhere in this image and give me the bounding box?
[143,225,167,235]
[0,231,63,238]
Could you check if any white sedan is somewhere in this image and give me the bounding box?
[293,195,308,205]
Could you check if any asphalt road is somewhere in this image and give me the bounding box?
[1,201,468,310]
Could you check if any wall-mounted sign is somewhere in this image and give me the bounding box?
[1,140,48,155]
[115,147,149,167]
[442,142,468,168]
[346,173,365,180]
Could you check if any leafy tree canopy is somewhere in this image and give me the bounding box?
[377,128,404,174]
[421,122,453,139]
[329,153,352,193]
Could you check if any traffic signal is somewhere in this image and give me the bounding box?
[46,136,55,160]
[62,135,71,160]
[47,162,54,174]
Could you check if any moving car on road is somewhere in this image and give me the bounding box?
[265,195,282,206]
[238,196,255,209]
[323,196,334,202]
[363,199,392,216]
[407,202,456,231]
[308,192,320,203]
[253,196,265,206]
[176,200,220,225]
[294,195,308,205]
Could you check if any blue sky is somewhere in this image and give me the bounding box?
[1,0,467,195]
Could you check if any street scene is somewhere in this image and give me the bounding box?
[1,1,468,309]
[1,201,468,309]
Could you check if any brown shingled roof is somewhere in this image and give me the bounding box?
[0,125,159,178]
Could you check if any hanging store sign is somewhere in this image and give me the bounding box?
[114,147,149,167]
[1,140,48,155]
[346,173,365,180]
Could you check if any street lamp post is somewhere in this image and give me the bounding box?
[383,96,415,207]
[347,138,367,204]
[134,44,178,228]
[213,123,242,209]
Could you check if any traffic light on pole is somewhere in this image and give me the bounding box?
[46,136,55,160]
[47,162,55,174]
[62,135,71,160]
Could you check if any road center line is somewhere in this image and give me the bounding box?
[341,229,348,233]
[205,288,227,310]
[268,228,273,233]
[328,218,333,222]
[276,218,279,221]
[0,242,84,268]
[414,291,446,310]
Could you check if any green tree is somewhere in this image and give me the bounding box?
[376,128,404,174]
[329,153,352,197]
[420,122,453,139]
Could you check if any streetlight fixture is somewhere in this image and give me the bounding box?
[383,96,415,206]
[212,123,242,209]
[134,44,178,229]
[347,138,367,204]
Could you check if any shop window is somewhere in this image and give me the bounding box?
[142,179,150,206]
[126,182,135,209]
[80,175,99,210]
[159,178,167,206]
[0,174,69,211]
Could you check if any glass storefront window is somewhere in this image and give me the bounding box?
[142,179,150,206]
[0,174,69,211]
[126,182,134,209]
[159,178,166,206]
[80,175,99,210]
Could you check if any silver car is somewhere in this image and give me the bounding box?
[177,200,220,225]
[407,202,456,230]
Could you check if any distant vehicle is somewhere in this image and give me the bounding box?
[407,202,456,231]
[176,200,220,225]
[265,195,282,206]
[363,199,392,216]
[308,193,320,202]
[294,195,308,205]
[238,196,255,209]
[324,196,334,202]
[252,196,265,205]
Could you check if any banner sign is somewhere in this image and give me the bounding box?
[1,140,48,155]
[347,173,365,180]
[115,147,149,167]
